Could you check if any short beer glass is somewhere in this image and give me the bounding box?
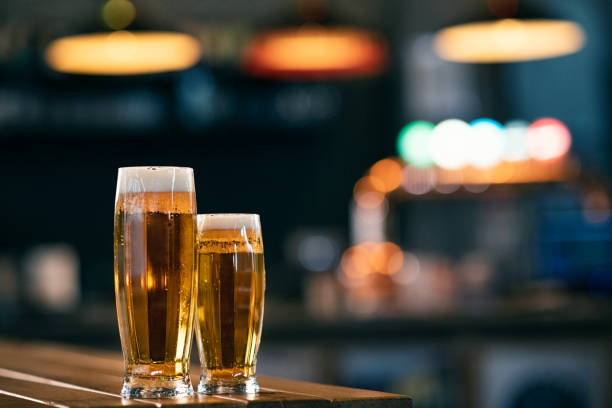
[195,214,266,394]
[114,166,197,398]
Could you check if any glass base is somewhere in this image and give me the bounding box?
[198,376,259,394]
[121,374,194,398]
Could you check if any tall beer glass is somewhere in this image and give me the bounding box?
[195,214,265,394]
[114,166,197,398]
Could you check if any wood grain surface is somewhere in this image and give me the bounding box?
[0,339,411,407]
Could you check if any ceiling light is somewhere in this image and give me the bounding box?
[434,19,585,63]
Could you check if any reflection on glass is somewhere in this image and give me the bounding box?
[114,166,197,398]
[195,214,265,394]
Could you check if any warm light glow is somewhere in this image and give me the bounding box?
[341,245,371,279]
[527,118,571,161]
[102,0,136,30]
[45,31,202,75]
[504,120,530,162]
[468,119,505,169]
[434,19,585,63]
[429,119,470,170]
[397,121,435,168]
[340,241,403,279]
[244,26,387,79]
[583,190,611,224]
[390,251,420,285]
[399,158,577,194]
[353,176,386,209]
[372,242,403,275]
[369,158,403,193]
[402,166,436,195]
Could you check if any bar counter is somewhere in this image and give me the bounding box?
[0,339,411,407]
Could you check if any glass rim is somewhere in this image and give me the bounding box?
[197,213,260,217]
[197,214,261,232]
[118,166,193,171]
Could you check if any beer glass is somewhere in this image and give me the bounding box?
[114,166,197,398]
[195,214,266,394]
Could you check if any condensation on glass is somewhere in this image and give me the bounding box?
[114,166,197,398]
[195,213,265,394]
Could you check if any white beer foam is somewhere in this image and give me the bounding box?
[117,166,194,193]
[197,214,261,231]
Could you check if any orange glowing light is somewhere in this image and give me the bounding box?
[341,245,371,279]
[244,26,387,79]
[341,241,403,279]
[371,242,403,275]
[369,158,403,193]
[399,158,577,194]
[354,176,386,208]
[527,118,572,161]
[45,31,202,75]
[435,19,585,63]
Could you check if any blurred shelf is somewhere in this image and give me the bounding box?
[1,298,612,348]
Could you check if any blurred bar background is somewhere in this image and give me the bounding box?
[1,0,611,407]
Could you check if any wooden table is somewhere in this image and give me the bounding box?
[0,339,411,407]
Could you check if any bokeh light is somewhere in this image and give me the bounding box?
[526,118,571,161]
[353,176,386,208]
[341,245,371,279]
[468,118,505,169]
[464,183,489,193]
[403,166,436,195]
[435,183,461,194]
[369,158,403,192]
[434,19,585,63]
[504,120,530,162]
[45,31,202,75]
[244,27,387,79]
[390,251,420,285]
[583,190,611,224]
[371,242,404,275]
[340,241,403,279]
[102,0,136,30]
[397,121,435,168]
[297,235,340,272]
[429,119,470,170]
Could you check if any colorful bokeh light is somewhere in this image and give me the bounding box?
[45,31,202,75]
[369,158,403,192]
[244,27,387,79]
[468,118,505,169]
[504,120,530,162]
[397,121,435,168]
[429,119,470,170]
[402,166,436,195]
[434,19,585,63]
[340,241,403,279]
[353,176,386,209]
[526,118,571,161]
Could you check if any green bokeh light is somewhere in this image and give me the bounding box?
[397,121,435,168]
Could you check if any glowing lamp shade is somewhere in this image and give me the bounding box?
[527,118,571,160]
[467,119,505,169]
[244,27,387,79]
[429,119,471,170]
[397,121,435,168]
[45,31,202,75]
[504,120,530,162]
[434,19,585,63]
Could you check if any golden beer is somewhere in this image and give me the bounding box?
[196,214,265,394]
[114,167,197,398]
